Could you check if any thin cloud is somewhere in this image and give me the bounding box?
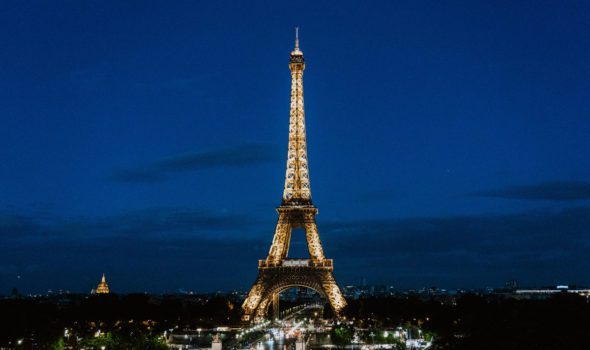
[156,143,278,172]
[355,189,398,202]
[0,207,257,242]
[109,169,167,183]
[110,142,280,183]
[323,207,590,257]
[475,181,590,201]
[3,206,590,291]
[321,207,590,286]
[0,207,268,292]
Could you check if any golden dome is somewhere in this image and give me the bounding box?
[95,273,110,294]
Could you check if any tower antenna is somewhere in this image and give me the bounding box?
[295,26,299,50]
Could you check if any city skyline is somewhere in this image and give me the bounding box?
[1,1,589,293]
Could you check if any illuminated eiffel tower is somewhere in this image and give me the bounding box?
[242,29,346,322]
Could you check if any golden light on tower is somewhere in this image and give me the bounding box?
[94,273,110,294]
[241,28,346,322]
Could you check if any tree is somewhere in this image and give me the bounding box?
[51,337,64,350]
[331,325,354,346]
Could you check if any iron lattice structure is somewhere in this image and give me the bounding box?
[242,30,346,322]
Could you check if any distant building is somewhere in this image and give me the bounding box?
[92,273,110,294]
[514,285,590,299]
[505,279,518,291]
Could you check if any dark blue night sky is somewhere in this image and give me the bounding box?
[1,1,589,293]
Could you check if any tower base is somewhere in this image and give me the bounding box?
[242,261,346,322]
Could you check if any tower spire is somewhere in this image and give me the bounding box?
[291,27,303,57]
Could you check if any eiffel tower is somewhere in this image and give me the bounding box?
[242,29,346,322]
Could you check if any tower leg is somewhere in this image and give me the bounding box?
[319,272,347,317]
[266,213,292,264]
[272,292,280,320]
[242,276,265,322]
